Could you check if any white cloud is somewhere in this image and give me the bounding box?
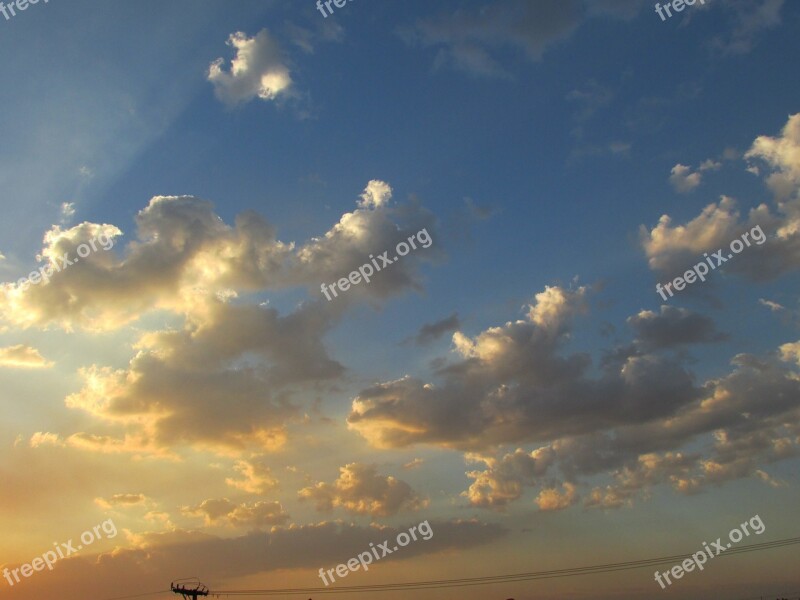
[208,30,292,106]
[60,202,76,224]
[644,114,800,283]
[669,163,702,193]
[0,182,439,457]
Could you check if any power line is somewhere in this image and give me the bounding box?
[209,535,800,596]
[100,535,800,600]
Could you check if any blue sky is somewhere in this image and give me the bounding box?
[0,1,799,599]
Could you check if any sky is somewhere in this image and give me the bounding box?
[0,0,799,599]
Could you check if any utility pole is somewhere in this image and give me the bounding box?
[170,581,209,600]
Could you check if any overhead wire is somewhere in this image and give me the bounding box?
[207,534,800,596]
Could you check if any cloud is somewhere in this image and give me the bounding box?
[627,306,727,348]
[567,79,613,124]
[349,284,699,451]
[759,298,785,312]
[746,113,800,204]
[643,114,800,283]
[535,482,578,511]
[699,159,723,172]
[0,519,506,600]
[403,0,584,78]
[208,30,293,106]
[463,447,554,509]
[358,180,393,209]
[60,201,76,224]
[712,0,784,55]
[0,181,438,332]
[343,277,800,510]
[94,493,148,510]
[225,458,279,494]
[412,313,461,345]
[181,498,289,528]
[402,458,425,470]
[29,432,61,447]
[285,19,343,54]
[584,485,632,509]
[0,182,439,456]
[669,164,703,193]
[0,344,53,368]
[669,160,722,193]
[403,0,645,78]
[299,463,427,517]
[62,301,330,454]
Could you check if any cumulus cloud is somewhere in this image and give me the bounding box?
[669,164,703,193]
[463,447,554,509]
[669,160,722,193]
[181,498,289,528]
[627,306,727,348]
[225,458,279,494]
[298,463,427,517]
[535,482,578,511]
[746,113,800,204]
[208,30,292,106]
[348,284,699,451]
[62,301,328,454]
[0,181,438,332]
[0,182,439,456]
[643,114,800,283]
[0,344,53,368]
[344,277,800,510]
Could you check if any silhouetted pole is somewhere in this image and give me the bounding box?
[170,581,209,600]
